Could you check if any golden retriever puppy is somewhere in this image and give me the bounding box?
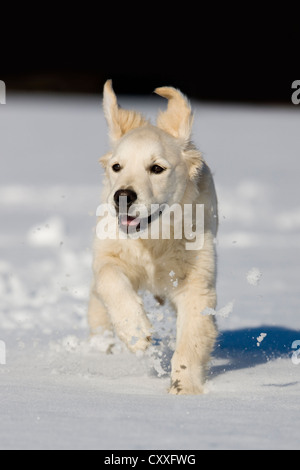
[88,80,218,394]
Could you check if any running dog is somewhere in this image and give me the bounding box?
[88,80,218,394]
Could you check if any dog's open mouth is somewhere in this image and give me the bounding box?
[118,206,164,233]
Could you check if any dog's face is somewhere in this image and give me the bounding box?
[100,80,203,230]
[106,126,188,215]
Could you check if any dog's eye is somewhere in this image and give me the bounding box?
[112,163,121,172]
[150,164,165,174]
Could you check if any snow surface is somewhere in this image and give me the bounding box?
[0,94,300,450]
[246,267,262,286]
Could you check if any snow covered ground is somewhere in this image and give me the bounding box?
[0,93,299,450]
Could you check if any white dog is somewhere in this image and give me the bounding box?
[88,80,218,394]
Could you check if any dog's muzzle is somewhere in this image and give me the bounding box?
[113,189,164,233]
[114,189,137,208]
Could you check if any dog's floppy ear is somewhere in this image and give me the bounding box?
[99,151,112,168]
[154,87,193,144]
[103,80,148,143]
[183,146,204,180]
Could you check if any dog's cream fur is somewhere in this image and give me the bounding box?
[88,80,218,394]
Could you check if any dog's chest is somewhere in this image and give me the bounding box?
[133,240,188,295]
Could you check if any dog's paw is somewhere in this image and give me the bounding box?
[115,312,153,353]
[169,379,204,395]
[169,367,205,395]
[89,330,123,355]
[129,334,152,353]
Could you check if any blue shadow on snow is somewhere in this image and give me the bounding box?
[212,325,300,375]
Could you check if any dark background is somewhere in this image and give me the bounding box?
[1,7,299,104]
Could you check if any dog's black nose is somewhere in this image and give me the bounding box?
[114,189,137,208]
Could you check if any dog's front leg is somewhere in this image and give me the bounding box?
[170,287,218,395]
[95,264,152,353]
[88,286,113,334]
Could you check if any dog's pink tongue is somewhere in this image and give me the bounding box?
[120,215,140,227]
